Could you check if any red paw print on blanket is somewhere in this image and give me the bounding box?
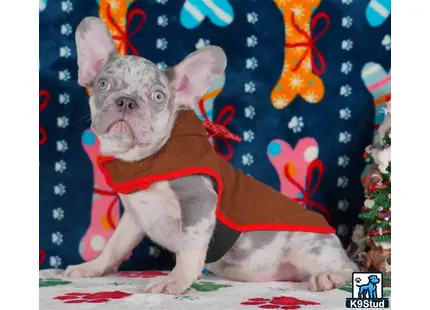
[241,296,320,309]
[79,129,123,261]
[54,291,132,304]
[117,271,168,278]
[267,138,330,222]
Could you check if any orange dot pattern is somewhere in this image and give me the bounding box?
[284,162,297,178]
[271,0,325,109]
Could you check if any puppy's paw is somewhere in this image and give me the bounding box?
[144,274,193,295]
[308,271,348,292]
[63,261,106,278]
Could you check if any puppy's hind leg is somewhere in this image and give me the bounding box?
[288,232,358,292]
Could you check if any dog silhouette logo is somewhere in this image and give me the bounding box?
[346,272,389,308]
[355,274,380,299]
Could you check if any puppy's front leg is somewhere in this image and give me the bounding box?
[64,210,145,277]
[144,176,217,294]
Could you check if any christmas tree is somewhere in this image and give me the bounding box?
[358,101,391,276]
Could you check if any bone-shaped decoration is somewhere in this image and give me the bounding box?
[271,0,327,109]
[79,129,122,261]
[98,0,136,56]
[180,0,234,29]
[366,0,391,27]
[267,138,319,200]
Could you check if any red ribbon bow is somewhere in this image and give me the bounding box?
[93,188,119,230]
[285,12,330,75]
[198,99,242,161]
[39,90,50,145]
[284,159,331,223]
[106,5,146,56]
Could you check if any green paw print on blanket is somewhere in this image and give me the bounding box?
[191,281,231,292]
[39,278,72,287]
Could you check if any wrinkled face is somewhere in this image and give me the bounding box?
[75,17,226,161]
[89,55,176,160]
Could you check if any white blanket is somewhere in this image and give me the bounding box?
[39,269,391,309]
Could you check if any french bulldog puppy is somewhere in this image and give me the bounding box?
[64,17,358,295]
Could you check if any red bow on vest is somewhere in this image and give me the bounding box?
[202,119,242,143]
[199,103,242,160]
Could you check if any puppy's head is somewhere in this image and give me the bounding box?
[368,275,380,284]
[75,17,226,161]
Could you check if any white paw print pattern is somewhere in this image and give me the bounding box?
[340,85,352,97]
[156,0,168,4]
[247,12,258,24]
[61,0,73,13]
[59,46,71,58]
[342,16,353,28]
[157,62,167,71]
[157,15,168,27]
[149,246,160,258]
[245,105,255,119]
[60,23,72,36]
[337,224,349,236]
[58,69,71,81]
[341,61,352,75]
[156,38,168,50]
[341,0,353,4]
[246,57,258,70]
[53,207,65,220]
[242,153,254,166]
[382,35,391,51]
[247,35,258,48]
[341,39,353,51]
[339,108,351,120]
[54,183,66,196]
[337,199,349,211]
[338,155,350,168]
[337,176,349,188]
[339,131,352,143]
[55,160,67,173]
[59,93,70,105]
[57,116,69,128]
[243,130,255,142]
[244,81,256,93]
[56,140,68,152]
[195,38,210,49]
[50,255,62,268]
[52,232,64,245]
[288,116,304,133]
[244,105,256,119]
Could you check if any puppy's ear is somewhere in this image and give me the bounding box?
[167,46,226,108]
[75,17,117,87]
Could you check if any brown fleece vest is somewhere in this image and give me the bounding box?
[98,110,334,235]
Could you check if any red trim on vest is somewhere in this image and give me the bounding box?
[97,156,335,234]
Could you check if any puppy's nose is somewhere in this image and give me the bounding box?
[115,96,138,112]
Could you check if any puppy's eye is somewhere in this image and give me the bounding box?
[151,91,165,104]
[98,79,111,92]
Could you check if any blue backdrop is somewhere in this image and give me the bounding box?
[39,0,391,271]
